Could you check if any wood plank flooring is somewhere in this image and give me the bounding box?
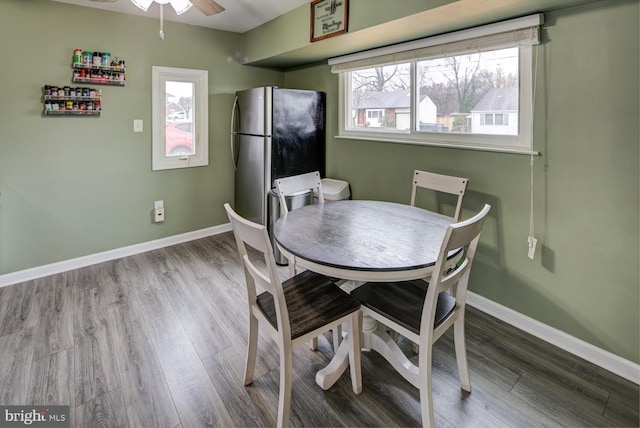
[0,232,637,427]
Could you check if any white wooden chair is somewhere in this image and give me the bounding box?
[411,170,469,221]
[351,204,491,428]
[224,203,362,428]
[275,171,342,350]
[274,172,324,278]
[274,171,324,215]
[388,170,470,347]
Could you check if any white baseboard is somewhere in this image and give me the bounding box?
[467,291,640,385]
[0,223,232,288]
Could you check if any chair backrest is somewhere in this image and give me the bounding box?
[421,204,491,341]
[274,171,324,215]
[410,170,469,221]
[224,203,292,339]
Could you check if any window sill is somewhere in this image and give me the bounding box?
[335,134,541,156]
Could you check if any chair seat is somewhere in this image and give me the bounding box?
[257,270,361,340]
[351,279,456,336]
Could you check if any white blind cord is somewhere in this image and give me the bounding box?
[529,153,535,238]
[159,4,165,40]
[527,45,539,258]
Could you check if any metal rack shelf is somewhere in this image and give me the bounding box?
[72,62,126,86]
[43,86,102,116]
[72,62,126,73]
[44,110,101,116]
[44,95,101,102]
[71,77,125,86]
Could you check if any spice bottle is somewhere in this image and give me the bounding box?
[73,48,82,65]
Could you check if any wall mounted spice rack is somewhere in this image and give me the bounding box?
[41,50,126,116]
[43,86,102,116]
[72,49,126,86]
[72,63,126,86]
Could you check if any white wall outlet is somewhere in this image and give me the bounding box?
[154,200,164,223]
[133,119,143,133]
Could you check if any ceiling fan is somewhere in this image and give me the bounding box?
[89,0,225,39]
[89,0,225,16]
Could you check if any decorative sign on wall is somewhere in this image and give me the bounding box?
[310,0,349,42]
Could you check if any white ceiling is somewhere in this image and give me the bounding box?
[52,0,309,33]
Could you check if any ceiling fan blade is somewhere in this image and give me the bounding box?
[190,0,225,16]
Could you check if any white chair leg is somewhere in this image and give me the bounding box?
[418,347,435,428]
[287,260,296,278]
[347,313,362,394]
[243,314,258,386]
[277,349,293,428]
[453,316,471,392]
[310,326,341,352]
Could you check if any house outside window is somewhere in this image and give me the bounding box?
[330,14,542,154]
[473,87,516,135]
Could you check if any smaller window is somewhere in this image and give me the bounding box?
[367,110,382,119]
[152,67,208,171]
[366,109,386,127]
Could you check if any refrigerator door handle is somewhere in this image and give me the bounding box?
[230,95,239,170]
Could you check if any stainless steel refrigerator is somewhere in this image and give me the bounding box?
[230,86,326,225]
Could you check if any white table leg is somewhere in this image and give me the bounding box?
[316,334,351,390]
[315,317,419,390]
[315,281,419,391]
[361,313,377,350]
[369,324,419,387]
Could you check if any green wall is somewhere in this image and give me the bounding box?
[0,0,638,365]
[0,0,283,273]
[242,0,457,66]
[286,0,639,363]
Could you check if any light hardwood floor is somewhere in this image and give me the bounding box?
[0,232,637,427]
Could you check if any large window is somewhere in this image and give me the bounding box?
[152,67,208,170]
[331,15,542,153]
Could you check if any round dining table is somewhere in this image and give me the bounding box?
[274,200,458,390]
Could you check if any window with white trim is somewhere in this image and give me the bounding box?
[330,14,542,153]
[152,66,208,170]
[481,113,510,126]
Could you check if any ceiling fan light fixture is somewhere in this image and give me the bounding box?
[169,0,193,15]
[131,0,154,12]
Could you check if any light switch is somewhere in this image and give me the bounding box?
[133,119,143,133]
